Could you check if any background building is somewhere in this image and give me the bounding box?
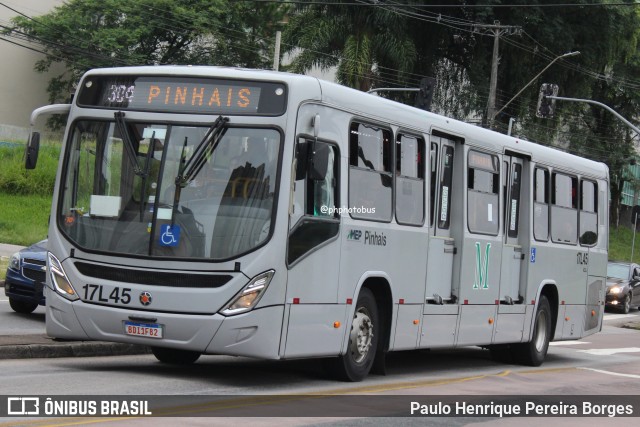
[0,0,63,139]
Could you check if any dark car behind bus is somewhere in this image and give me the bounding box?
[4,240,47,314]
[606,261,640,314]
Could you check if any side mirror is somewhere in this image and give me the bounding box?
[25,132,40,170]
[309,142,330,181]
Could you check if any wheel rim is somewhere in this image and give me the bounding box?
[349,307,374,364]
[534,310,548,353]
[624,295,630,312]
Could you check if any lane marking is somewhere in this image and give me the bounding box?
[577,347,640,356]
[603,313,638,320]
[549,341,589,346]
[578,367,640,379]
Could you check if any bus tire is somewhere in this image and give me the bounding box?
[151,347,201,365]
[511,295,551,366]
[330,288,379,382]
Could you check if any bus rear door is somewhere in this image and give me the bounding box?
[495,155,528,344]
[421,135,459,348]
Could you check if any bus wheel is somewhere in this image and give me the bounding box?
[331,288,379,382]
[151,347,201,365]
[511,295,551,366]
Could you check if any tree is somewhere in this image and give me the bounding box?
[282,0,417,91]
[284,0,640,226]
[6,0,287,110]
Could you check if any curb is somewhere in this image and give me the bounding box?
[621,321,640,331]
[0,338,151,360]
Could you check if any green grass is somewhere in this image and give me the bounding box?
[0,193,51,246]
[0,144,59,195]
[0,143,56,248]
[0,257,8,281]
[608,226,640,263]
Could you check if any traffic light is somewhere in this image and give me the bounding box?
[415,77,436,111]
[536,83,559,118]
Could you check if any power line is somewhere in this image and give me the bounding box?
[240,0,640,7]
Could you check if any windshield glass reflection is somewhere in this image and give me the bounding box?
[59,120,281,260]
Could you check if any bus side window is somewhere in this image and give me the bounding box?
[467,150,499,235]
[551,172,577,244]
[395,133,425,226]
[438,145,454,229]
[288,139,340,265]
[348,121,392,222]
[534,168,549,241]
[508,163,522,238]
[291,138,338,222]
[429,141,438,227]
[310,142,337,217]
[580,180,598,246]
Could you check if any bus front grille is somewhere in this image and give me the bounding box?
[74,262,233,288]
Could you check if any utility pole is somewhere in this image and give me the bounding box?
[273,31,282,71]
[474,21,522,128]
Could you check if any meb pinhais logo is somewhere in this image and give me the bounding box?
[347,229,362,241]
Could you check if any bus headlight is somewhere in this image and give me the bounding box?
[220,270,275,316]
[47,252,78,301]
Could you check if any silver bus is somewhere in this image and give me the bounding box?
[27,66,608,381]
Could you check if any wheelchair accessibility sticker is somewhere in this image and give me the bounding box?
[159,224,181,247]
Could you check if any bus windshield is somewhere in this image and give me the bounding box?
[58,119,281,260]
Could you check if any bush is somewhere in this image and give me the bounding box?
[0,143,59,195]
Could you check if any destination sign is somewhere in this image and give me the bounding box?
[77,75,287,115]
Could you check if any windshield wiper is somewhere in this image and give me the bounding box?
[115,112,158,221]
[176,115,229,187]
[114,111,144,176]
[171,115,229,225]
[138,130,157,221]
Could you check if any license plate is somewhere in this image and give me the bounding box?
[124,321,163,339]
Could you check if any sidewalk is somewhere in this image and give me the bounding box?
[0,334,151,359]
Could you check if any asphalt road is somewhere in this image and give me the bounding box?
[0,310,638,426]
[0,298,45,335]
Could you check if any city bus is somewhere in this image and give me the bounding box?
[26,66,608,381]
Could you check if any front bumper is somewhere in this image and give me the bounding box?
[605,293,627,307]
[4,268,45,305]
[45,288,284,359]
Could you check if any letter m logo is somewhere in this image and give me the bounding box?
[473,242,491,290]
